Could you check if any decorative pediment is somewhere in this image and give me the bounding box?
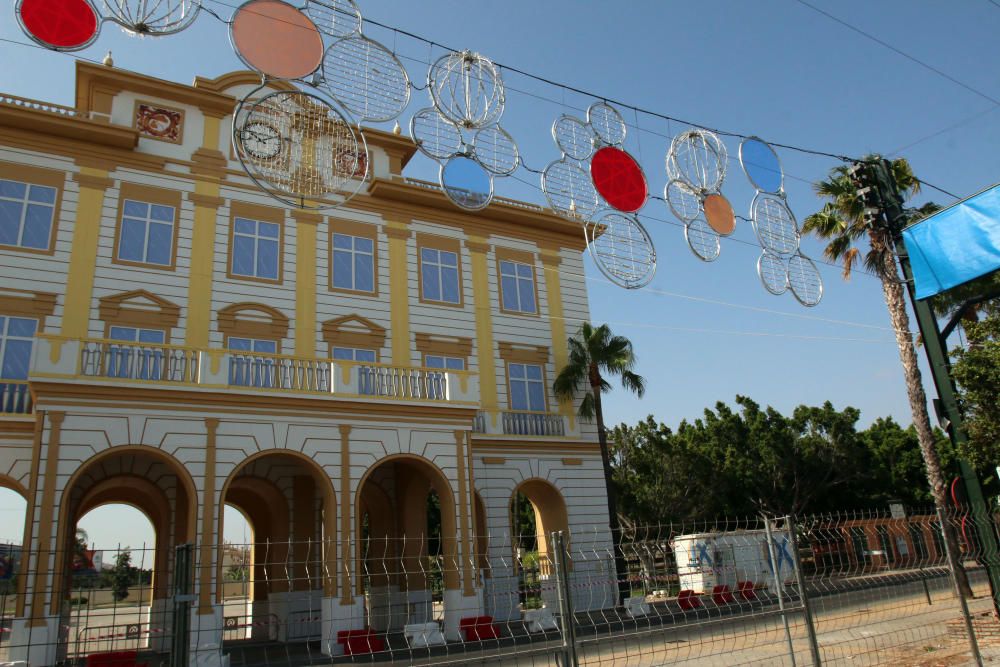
[98,290,180,330]
[322,314,386,351]
[218,302,289,340]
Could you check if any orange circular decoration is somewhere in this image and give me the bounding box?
[704,193,736,236]
[590,146,647,213]
[231,0,324,80]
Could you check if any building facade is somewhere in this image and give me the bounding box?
[0,62,613,664]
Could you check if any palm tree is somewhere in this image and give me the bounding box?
[802,155,972,595]
[554,322,645,604]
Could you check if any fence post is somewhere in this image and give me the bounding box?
[764,515,797,667]
[935,507,983,667]
[171,543,194,667]
[787,515,822,667]
[551,531,579,667]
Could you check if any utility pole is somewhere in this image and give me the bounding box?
[855,158,1000,615]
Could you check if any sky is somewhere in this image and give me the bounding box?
[1,0,999,548]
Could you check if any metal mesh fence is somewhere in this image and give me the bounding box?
[2,506,999,666]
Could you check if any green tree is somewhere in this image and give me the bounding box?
[952,313,1000,469]
[553,322,645,603]
[110,549,134,602]
[803,157,971,594]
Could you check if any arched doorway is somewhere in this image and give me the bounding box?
[510,479,569,612]
[54,447,197,657]
[0,480,27,629]
[355,456,460,634]
[217,452,336,644]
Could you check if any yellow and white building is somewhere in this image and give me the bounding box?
[0,61,613,664]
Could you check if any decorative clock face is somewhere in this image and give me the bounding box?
[240,122,282,160]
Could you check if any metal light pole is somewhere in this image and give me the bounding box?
[869,158,1000,615]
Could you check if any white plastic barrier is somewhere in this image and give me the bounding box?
[404,621,446,648]
[523,607,558,632]
[624,596,651,618]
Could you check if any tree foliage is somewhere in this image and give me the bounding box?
[110,549,135,602]
[952,313,1000,469]
[610,397,955,523]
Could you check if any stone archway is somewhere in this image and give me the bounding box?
[217,451,336,643]
[53,446,198,653]
[354,455,461,635]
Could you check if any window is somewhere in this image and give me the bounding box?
[118,200,175,266]
[331,347,377,363]
[232,217,280,280]
[228,337,278,387]
[420,247,460,304]
[0,179,56,250]
[106,326,166,380]
[332,233,374,292]
[499,260,537,314]
[0,316,36,414]
[424,355,465,371]
[508,363,545,412]
[425,355,464,399]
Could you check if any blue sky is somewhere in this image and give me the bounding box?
[1,0,998,547]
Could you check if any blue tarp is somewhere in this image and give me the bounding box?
[903,183,1000,299]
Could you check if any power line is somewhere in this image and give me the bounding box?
[793,0,1000,107]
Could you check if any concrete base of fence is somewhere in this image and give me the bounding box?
[482,575,519,622]
[442,589,484,641]
[8,616,62,667]
[320,595,365,657]
[147,598,173,652]
[407,589,434,625]
[267,590,321,641]
[190,605,226,666]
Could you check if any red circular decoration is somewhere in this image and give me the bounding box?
[590,146,648,213]
[17,0,99,50]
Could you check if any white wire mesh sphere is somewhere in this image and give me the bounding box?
[428,50,505,129]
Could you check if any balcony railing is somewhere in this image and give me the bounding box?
[81,340,200,383]
[30,336,479,407]
[474,410,567,437]
[0,381,32,416]
[228,353,330,391]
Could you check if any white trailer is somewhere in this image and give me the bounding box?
[672,528,794,594]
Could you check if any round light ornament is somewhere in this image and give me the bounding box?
[667,129,727,193]
[586,211,657,290]
[553,115,596,162]
[542,160,600,223]
[757,251,789,296]
[665,178,702,223]
[751,192,800,255]
[16,0,100,50]
[473,125,520,176]
[703,193,736,236]
[410,108,463,161]
[587,101,627,147]
[590,146,648,213]
[685,218,721,263]
[231,0,325,80]
[233,88,367,209]
[428,50,505,129]
[787,252,823,307]
[102,0,199,35]
[739,136,783,194]
[304,0,361,38]
[440,155,493,211]
[320,34,410,122]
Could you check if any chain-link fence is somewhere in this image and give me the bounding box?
[2,506,999,666]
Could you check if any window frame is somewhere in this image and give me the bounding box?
[227,202,285,285]
[495,248,540,316]
[506,361,547,413]
[331,346,378,363]
[417,233,464,308]
[0,163,64,255]
[329,220,379,296]
[111,183,182,271]
[498,342,551,413]
[0,315,38,381]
